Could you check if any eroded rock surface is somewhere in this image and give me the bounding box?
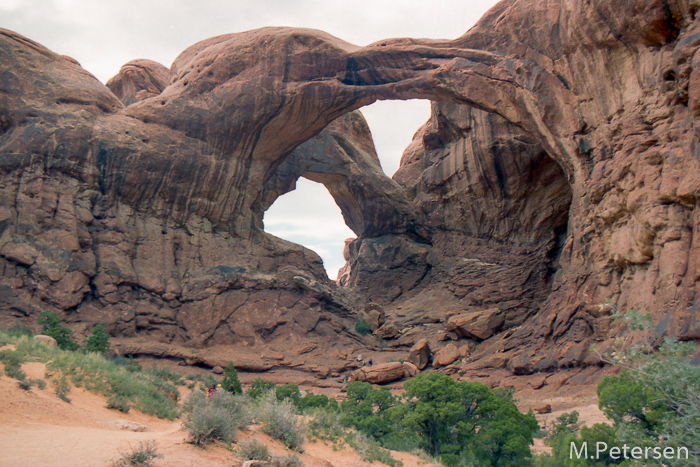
[1,0,700,379]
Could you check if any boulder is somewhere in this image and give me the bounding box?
[33,335,57,347]
[432,343,460,368]
[374,321,400,339]
[212,366,224,374]
[407,339,431,370]
[534,404,552,414]
[402,361,418,378]
[458,344,472,358]
[447,308,505,341]
[359,304,385,332]
[349,362,405,384]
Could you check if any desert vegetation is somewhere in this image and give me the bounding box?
[534,310,700,467]
[2,309,698,467]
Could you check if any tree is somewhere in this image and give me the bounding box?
[340,374,538,467]
[402,373,538,467]
[37,310,79,351]
[83,322,110,354]
[340,381,400,442]
[221,362,242,394]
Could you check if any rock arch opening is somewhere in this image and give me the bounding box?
[360,99,432,177]
[263,177,354,279]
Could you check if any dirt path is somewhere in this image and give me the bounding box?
[0,362,425,467]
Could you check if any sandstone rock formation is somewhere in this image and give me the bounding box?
[350,361,405,384]
[447,308,505,341]
[407,339,432,370]
[432,343,460,368]
[1,0,700,380]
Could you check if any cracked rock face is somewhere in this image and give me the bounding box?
[1,0,700,377]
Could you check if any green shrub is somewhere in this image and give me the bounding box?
[18,379,33,390]
[298,393,339,411]
[37,311,79,351]
[222,362,242,394]
[47,351,178,419]
[33,378,47,390]
[112,356,142,373]
[271,454,304,467]
[0,349,26,380]
[182,390,249,446]
[53,375,71,403]
[247,378,276,400]
[276,383,301,405]
[308,408,346,445]
[107,395,131,413]
[354,318,372,336]
[255,390,305,451]
[5,325,34,339]
[83,322,110,354]
[148,367,184,385]
[112,440,160,467]
[4,363,26,381]
[347,431,403,467]
[238,439,270,461]
[597,338,700,465]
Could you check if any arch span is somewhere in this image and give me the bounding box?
[115,26,581,237]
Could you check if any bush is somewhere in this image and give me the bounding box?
[112,356,142,373]
[18,379,33,390]
[255,390,306,451]
[597,338,700,465]
[347,431,403,467]
[0,349,26,380]
[33,378,47,390]
[247,378,276,400]
[222,362,242,394]
[298,393,339,412]
[53,375,71,403]
[355,318,372,336]
[83,323,110,354]
[308,408,346,445]
[112,440,160,467]
[276,383,301,405]
[4,363,26,381]
[47,351,178,419]
[107,395,131,413]
[5,325,34,339]
[271,454,304,467]
[238,439,270,461]
[182,390,249,446]
[37,311,79,351]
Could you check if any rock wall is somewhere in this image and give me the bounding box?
[1,0,700,376]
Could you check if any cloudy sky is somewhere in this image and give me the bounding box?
[1,0,500,277]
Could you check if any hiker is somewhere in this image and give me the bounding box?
[207,385,217,397]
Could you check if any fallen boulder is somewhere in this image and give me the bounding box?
[432,343,460,368]
[349,362,405,384]
[407,338,431,369]
[447,308,505,340]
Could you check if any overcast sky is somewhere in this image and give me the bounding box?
[1,0,501,278]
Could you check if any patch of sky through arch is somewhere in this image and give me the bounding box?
[264,99,431,279]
